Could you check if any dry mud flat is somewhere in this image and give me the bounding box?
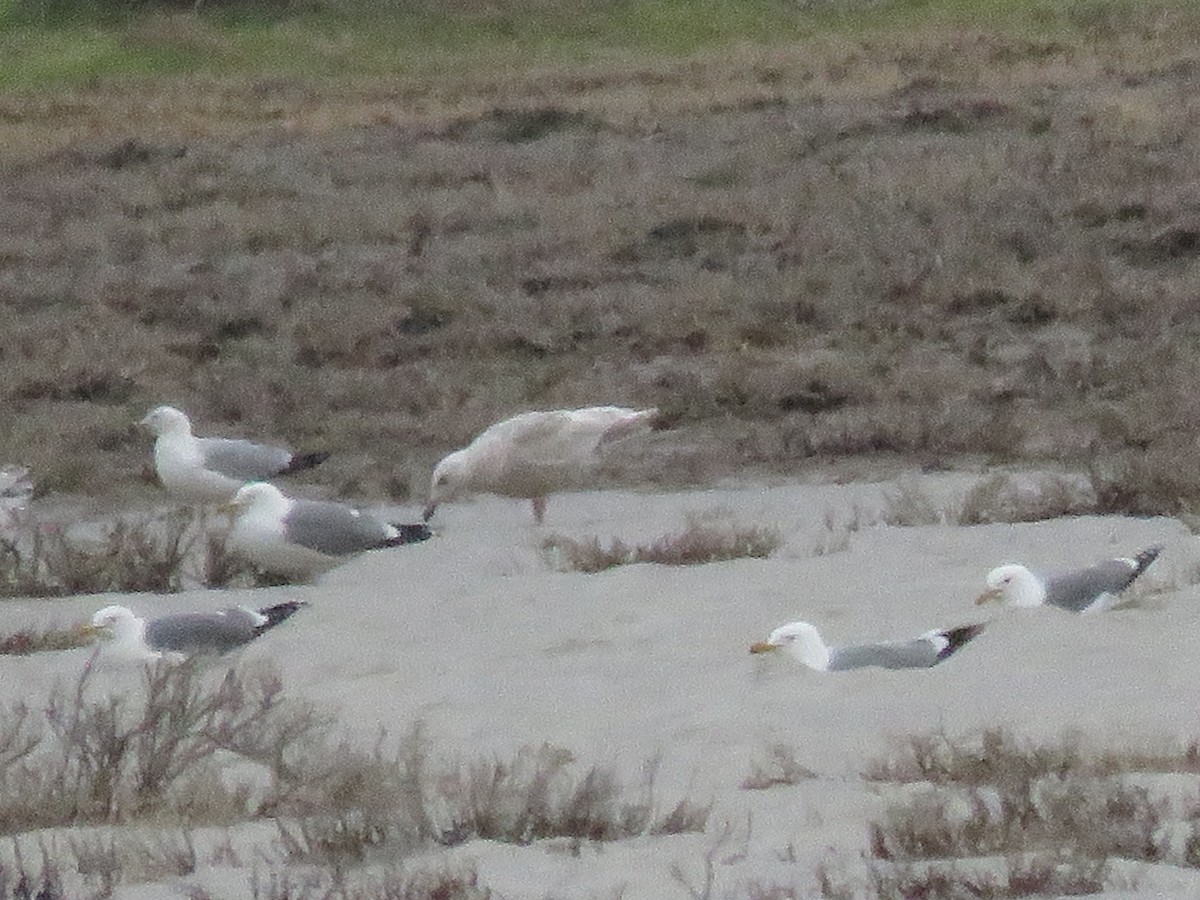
[3,473,1200,897]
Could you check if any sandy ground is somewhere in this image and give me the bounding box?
[3,471,1200,897]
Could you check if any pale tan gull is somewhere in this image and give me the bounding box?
[424,405,659,524]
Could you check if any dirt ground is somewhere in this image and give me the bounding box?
[3,20,1200,510]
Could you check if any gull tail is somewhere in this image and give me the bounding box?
[1129,545,1164,581]
[279,452,330,475]
[253,600,307,636]
[384,523,433,547]
[936,623,986,662]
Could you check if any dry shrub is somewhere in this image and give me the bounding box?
[865,727,1200,787]
[863,856,1108,900]
[863,727,1200,879]
[957,473,1096,525]
[543,521,780,573]
[741,742,816,790]
[250,865,491,900]
[0,844,67,900]
[1088,447,1200,518]
[882,473,1100,528]
[0,660,336,832]
[0,663,708,867]
[0,509,254,598]
[0,623,93,656]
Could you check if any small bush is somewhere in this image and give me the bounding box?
[0,622,93,655]
[862,726,1200,882]
[741,742,816,790]
[543,522,781,573]
[882,473,1098,528]
[0,509,254,598]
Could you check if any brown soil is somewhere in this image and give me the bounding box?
[3,25,1200,506]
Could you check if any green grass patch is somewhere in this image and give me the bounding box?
[1,0,1196,90]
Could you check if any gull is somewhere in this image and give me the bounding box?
[87,600,306,663]
[140,405,329,503]
[222,482,431,582]
[424,406,659,524]
[1,465,33,535]
[0,465,32,508]
[977,545,1163,613]
[750,620,985,671]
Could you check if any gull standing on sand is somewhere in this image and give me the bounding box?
[87,600,306,663]
[424,406,659,524]
[140,405,329,503]
[750,620,986,671]
[222,482,431,582]
[976,545,1162,613]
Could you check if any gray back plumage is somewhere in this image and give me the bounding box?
[1044,546,1162,612]
[200,438,293,480]
[144,608,264,654]
[144,601,304,654]
[282,501,394,556]
[828,624,984,671]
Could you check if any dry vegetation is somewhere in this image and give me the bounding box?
[0,509,254,597]
[0,661,708,893]
[843,727,1200,897]
[543,520,781,572]
[3,7,1200,509]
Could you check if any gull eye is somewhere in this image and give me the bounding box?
[437,475,449,486]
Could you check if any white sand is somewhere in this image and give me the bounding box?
[3,472,1199,897]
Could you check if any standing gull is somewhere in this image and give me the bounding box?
[976,545,1163,613]
[87,600,306,663]
[140,406,329,503]
[424,406,659,524]
[750,620,985,671]
[222,482,431,582]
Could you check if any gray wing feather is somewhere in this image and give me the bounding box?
[829,640,941,671]
[144,608,262,654]
[199,438,292,480]
[1044,561,1141,612]
[282,501,392,556]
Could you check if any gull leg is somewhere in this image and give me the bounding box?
[531,496,546,524]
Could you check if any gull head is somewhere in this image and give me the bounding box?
[424,450,471,521]
[87,605,141,640]
[749,620,830,671]
[220,482,290,519]
[139,406,192,437]
[977,564,1042,608]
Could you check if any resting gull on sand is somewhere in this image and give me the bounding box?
[87,600,306,663]
[976,545,1162,613]
[0,465,33,538]
[140,405,329,503]
[424,406,659,524]
[750,620,985,671]
[222,482,431,582]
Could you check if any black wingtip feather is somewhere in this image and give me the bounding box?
[938,623,986,661]
[254,600,307,636]
[385,523,433,547]
[279,451,330,475]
